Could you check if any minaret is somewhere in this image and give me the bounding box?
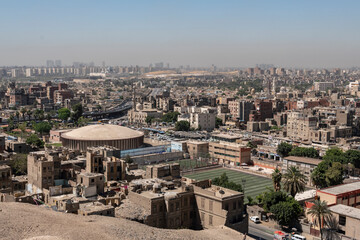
[272,78,276,94]
[132,84,136,111]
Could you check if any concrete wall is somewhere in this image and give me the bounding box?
[131,152,183,165]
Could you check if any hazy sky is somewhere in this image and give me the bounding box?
[1,0,360,68]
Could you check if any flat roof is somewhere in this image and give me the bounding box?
[0,165,11,170]
[329,204,360,220]
[319,181,360,195]
[212,133,241,139]
[284,156,322,166]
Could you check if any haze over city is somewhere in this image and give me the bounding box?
[1,0,360,68]
[2,1,360,240]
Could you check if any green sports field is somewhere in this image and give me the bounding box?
[184,168,273,201]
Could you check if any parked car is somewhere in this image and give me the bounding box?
[249,216,260,223]
[291,234,306,240]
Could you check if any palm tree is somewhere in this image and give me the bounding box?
[283,166,307,197]
[308,200,332,240]
[20,108,27,121]
[272,168,282,192]
[15,111,20,123]
[26,109,32,121]
[323,215,341,240]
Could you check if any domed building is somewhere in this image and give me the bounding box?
[61,124,144,152]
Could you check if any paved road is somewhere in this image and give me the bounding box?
[248,222,274,240]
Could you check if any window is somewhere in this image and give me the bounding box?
[233,201,236,210]
[201,212,205,222]
[225,203,229,211]
[117,166,121,172]
[91,179,95,183]
[238,200,242,208]
[152,205,157,213]
[176,202,180,211]
[201,198,205,208]
[110,167,114,173]
[209,200,213,211]
[170,203,174,212]
[209,215,213,226]
[339,215,346,226]
[183,197,188,207]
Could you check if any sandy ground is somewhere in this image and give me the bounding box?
[0,202,252,240]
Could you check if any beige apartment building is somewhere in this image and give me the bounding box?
[27,151,62,193]
[0,165,12,193]
[316,181,360,207]
[128,109,163,124]
[282,156,321,186]
[209,141,251,165]
[190,112,216,131]
[127,177,247,233]
[186,141,209,159]
[86,147,126,182]
[228,100,253,122]
[145,163,180,180]
[328,204,360,239]
[287,111,317,142]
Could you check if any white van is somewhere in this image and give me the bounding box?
[292,234,306,240]
[249,216,260,223]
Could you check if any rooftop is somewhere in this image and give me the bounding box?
[61,124,144,141]
[284,156,322,166]
[319,181,360,195]
[329,204,360,220]
[0,165,11,170]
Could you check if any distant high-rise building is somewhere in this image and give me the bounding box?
[155,62,164,68]
[55,60,62,67]
[46,60,54,67]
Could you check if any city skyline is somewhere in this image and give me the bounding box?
[1,0,360,68]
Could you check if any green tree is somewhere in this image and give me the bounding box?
[26,134,44,148]
[323,215,341,240]
[307,200,332,240]
[277,142,293,158]
[124,155,133,163]
[212,173,243,192]
[71,103,83,123]
[58,107,71,121]
[272,168,282,192]
[289,147,319,158]
[20,107,27,121]
[145,116,154,126]
[262,190,288,212]
[26,109,32,121]
[247,196,255,205]
[162,111,180,123]
[9,154,28,175]
[283,166,307,197]
[215,117,223,128]
[323,148,346,163]
[175,120,190,131]
[324,162,344,187]
[19,122,27,138]
[77,116,90,126]
[270,199,302,226]
[33,122,52,135]
[15,111,20,123]
[311,160,344,188]
[344,149,360,168]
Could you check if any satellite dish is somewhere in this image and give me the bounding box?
[219,190,225,195]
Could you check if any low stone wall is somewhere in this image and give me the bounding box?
[131,151,183,165]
